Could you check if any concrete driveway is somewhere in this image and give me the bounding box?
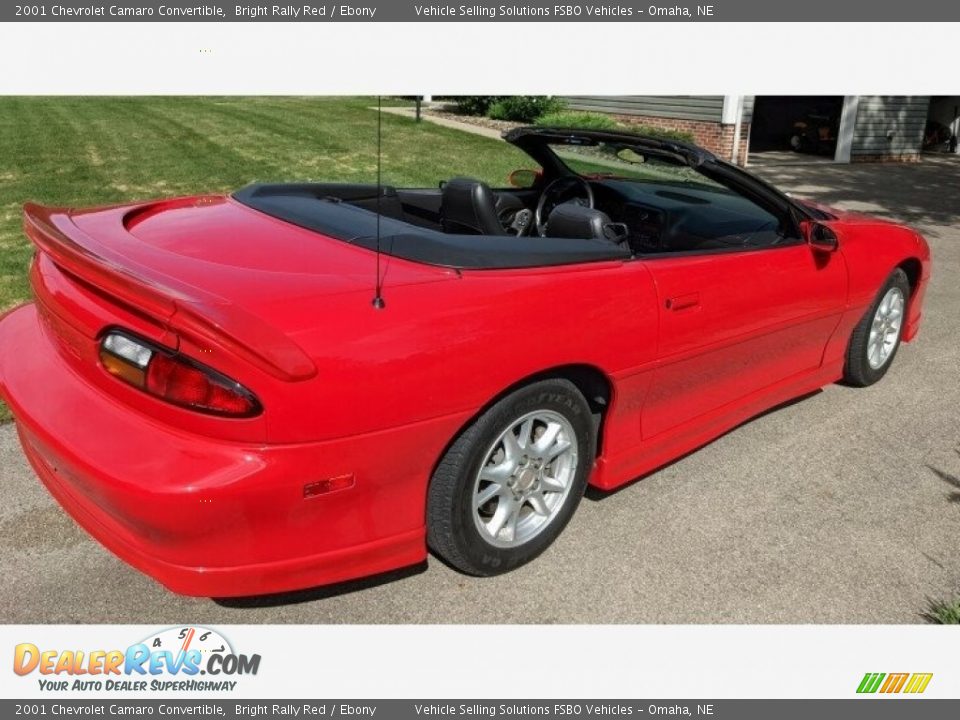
[2,157,959,624]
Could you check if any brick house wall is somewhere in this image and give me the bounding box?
[562,96,750,165]
[610,114,751,166]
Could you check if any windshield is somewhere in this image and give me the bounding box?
[542,138,786,250]
[547,139,724,188]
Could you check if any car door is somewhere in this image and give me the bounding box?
[640,239,847,440]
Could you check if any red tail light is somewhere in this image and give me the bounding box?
[99,330,261,418]
[145,353,259,416]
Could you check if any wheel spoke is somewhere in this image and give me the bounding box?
[540,475,566,493]
[517,417,535,450]
[476,483,503,507]
[486,497,514,538]
[527,491,550,516]
[544,438,572,462]
[533,421,562,455]
[503,505,521,542]
[480,461,514,483]
[501,430,522,462]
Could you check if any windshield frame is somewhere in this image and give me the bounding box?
[505,126,813,240]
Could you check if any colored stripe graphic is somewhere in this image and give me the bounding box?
[857,673,886,694]
[904,673,933,694]
[857,672,932,694]
[880,673,909,693]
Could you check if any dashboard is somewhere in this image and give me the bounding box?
[589,178,786,254]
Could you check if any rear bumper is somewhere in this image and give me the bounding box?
[17,425,425,596]
[0,304,467,597]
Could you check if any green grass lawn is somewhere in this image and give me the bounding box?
[0,96,535,312]
[0,96,536,422]
[0,97,531,422]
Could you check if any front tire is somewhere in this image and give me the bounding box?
[843,268,910,387]
[427,378,594,576]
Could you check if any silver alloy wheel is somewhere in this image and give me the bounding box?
[867,286,905,369]
[472,410,579,548]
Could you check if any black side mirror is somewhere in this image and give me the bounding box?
[805,221,839,252]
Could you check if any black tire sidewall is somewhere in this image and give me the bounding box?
[433,380,594,576]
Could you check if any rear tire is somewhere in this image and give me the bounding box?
[427,378,594,576]
[843,268,910,387]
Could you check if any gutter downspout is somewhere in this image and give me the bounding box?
[835,96,859,163]
[731,96,745,166]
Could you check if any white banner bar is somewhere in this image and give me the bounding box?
[2,625,959,699]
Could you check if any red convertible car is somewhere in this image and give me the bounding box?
[0,128,930,597]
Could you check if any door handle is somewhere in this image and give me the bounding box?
[665,292,700,311]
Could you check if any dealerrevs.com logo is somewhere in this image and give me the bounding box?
[13,627,260,693]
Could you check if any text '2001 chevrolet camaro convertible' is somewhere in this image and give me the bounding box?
[0,128,931,596]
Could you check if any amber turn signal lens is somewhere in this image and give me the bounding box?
[99,349,147,387]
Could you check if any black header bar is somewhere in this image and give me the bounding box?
[5,0,957,22]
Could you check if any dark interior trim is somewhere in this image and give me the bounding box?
[233,183,631,270]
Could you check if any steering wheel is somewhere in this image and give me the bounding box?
[534,176,595,237]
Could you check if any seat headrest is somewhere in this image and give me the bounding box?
[546,204,624,243]
[441,177,506,235]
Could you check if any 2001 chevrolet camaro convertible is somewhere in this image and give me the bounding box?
[0,128,931,597]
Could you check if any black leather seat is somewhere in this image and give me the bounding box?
[441,177,507,235]
[545,204,626,243]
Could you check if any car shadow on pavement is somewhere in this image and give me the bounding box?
[583,389,823,502]
[752,155,960,230]
[212,561,428,609]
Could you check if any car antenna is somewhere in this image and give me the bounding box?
[372,95,386,310]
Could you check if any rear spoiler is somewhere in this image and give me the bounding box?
[23,202,317,382]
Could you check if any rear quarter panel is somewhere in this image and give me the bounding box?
[268,259,660,448]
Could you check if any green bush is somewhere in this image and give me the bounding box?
[450,96,502,116]
[487,96,564,123]
[449,96,569,123]
[535,111,623,131]
[630,124,695,143]
[534,111,697,144]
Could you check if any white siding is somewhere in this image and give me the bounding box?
[561,96,725,123]
[851,96,930,158]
